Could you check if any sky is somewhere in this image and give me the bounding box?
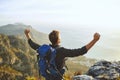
[0,0,120,61]
[0,0,120,29]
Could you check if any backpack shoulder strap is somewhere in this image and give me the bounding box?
[37,44,51,57]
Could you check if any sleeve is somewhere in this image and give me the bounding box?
[28,39,40,50]
[61,46,88,57]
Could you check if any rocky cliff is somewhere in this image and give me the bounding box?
[0,34,38,79]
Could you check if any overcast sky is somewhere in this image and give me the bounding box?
[0,0,120,28]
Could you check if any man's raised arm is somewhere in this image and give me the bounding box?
[86,33,100,50]
[24,29,32,40]
[24,29,40,50]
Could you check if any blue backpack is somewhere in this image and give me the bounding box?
[37,44,62,79]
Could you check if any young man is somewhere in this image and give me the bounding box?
[24,29,100,80]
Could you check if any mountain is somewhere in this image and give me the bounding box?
[0,23,30,35]
[0,23,50,44]
[0,23,50,79]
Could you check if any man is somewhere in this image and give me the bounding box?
[24,29,100,80]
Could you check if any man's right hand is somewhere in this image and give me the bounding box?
[24,29,31,39]
[24,29,30,34]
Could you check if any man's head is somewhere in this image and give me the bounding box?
[49,30,61,45]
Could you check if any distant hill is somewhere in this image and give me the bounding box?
[0,23,50,44]
[66,56,97,74]
[0,23,30,35]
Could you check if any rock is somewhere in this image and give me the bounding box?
[72,75,94,80]
[87,60,120,80]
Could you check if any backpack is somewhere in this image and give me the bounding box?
[37,44,63,79]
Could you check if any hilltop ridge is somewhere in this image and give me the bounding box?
[0,23,50,44]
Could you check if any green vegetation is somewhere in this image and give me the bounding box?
[0,34,39,79]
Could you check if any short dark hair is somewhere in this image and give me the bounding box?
[49,30,60,45]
